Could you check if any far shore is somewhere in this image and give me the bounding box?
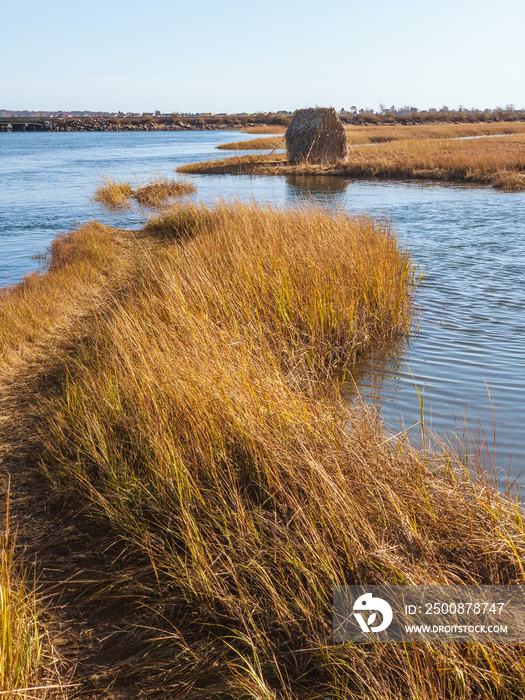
[2,109,525,133]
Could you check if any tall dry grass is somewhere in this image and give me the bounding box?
[33,201,525,698]
[338,134,525,190]
[94,176,196,209]
[1,504,64,698]
[344,121,525,145]
[92,177,133,209]
[241,125,287,134]
[178,153,287,176]
[218,136,285,151]
[0,222,131,370]
[133,175,197,206]
[222,122,525,151]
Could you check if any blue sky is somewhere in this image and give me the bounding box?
[1,0,524,112]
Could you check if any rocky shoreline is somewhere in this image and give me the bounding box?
[0,116,282,132]
[49,117,248,132]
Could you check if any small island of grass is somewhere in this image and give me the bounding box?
[93,175,196,209]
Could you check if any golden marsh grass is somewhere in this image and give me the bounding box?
[344,120,525,145]
[21,201,525,697]
[133,175,197,206]
[0,222,131,370]
[92,177,132,209]
[178,153,287,175]
[223,122,525,150]
[218,135,285,150]
[94,176,196,209]
[340,133,525,190]
[0,506,64,697]
[240,125,287,134]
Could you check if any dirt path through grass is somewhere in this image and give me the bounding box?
[0,228,160,698]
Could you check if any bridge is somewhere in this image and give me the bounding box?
[0,117,50,132]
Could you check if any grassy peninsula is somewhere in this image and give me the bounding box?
[2,200,525,698]
[182,122,525,191]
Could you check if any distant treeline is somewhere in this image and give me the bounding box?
[339,107,525,125]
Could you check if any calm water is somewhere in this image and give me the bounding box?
[1,132,524,489]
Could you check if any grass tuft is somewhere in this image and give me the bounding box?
[92,177,133,209]
[94,176,197,209]
[0,222,131,369]
[133,176,197,206]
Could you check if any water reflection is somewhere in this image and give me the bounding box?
[342,341,408,416]
[285,174,349,201]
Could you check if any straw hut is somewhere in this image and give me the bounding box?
[285,108,348,165]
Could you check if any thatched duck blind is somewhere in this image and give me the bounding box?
[285,108,348,165]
